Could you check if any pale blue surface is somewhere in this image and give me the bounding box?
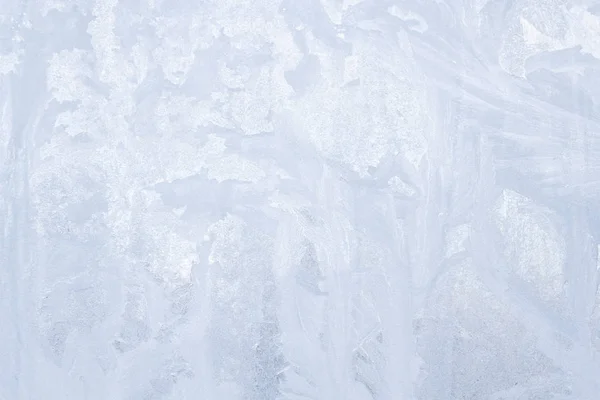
[1,1,600,399]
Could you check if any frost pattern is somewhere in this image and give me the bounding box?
[1,1,600,399]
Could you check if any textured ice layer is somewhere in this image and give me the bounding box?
[1,0,600,399]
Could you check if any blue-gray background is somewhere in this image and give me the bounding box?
[1,0,600,399]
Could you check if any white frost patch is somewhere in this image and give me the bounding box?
[494,189,565,302]
[47,50,94,103]
[130,43,149,86]
[201,135,267,183]
[288,64,426,175]
[54,104,103,137]
[503,6,600,76]
[0,52,20,76]
[343,55,359,84]
[154,94,230,134]
[445,260,518,336]
[520,17,558,48]
[149,228,199,282]
[40,0,69,16]
[29,163,103,239]
[87,0,139,89]
[153,100,265,180]
[499,17,558,77]
[227,91,274,136]
[343,0,367,11]
[224,64,293,135]
[444,223,471,258]
[565,6,600,60]
[134,133,266,185]
[214,0,301,74]
[172,206,187,217]
[152,41,197,86]
[321,0,343,25]
[289,29,427,175]
[388,6,429,33]
[388,176,417,197]
[292,85,392,177]
[205,214,245,266]
[152,15,219,85]
[397,127,428,171]
[125,190,200,285]
[218,61,251,89]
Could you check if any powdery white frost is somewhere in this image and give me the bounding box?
[494,189,566,303]
[4,0,600,399]
[287,31,427,176]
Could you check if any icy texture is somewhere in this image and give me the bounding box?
[1,0,600,399]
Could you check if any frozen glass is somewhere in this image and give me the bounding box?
[1,1,599,399]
